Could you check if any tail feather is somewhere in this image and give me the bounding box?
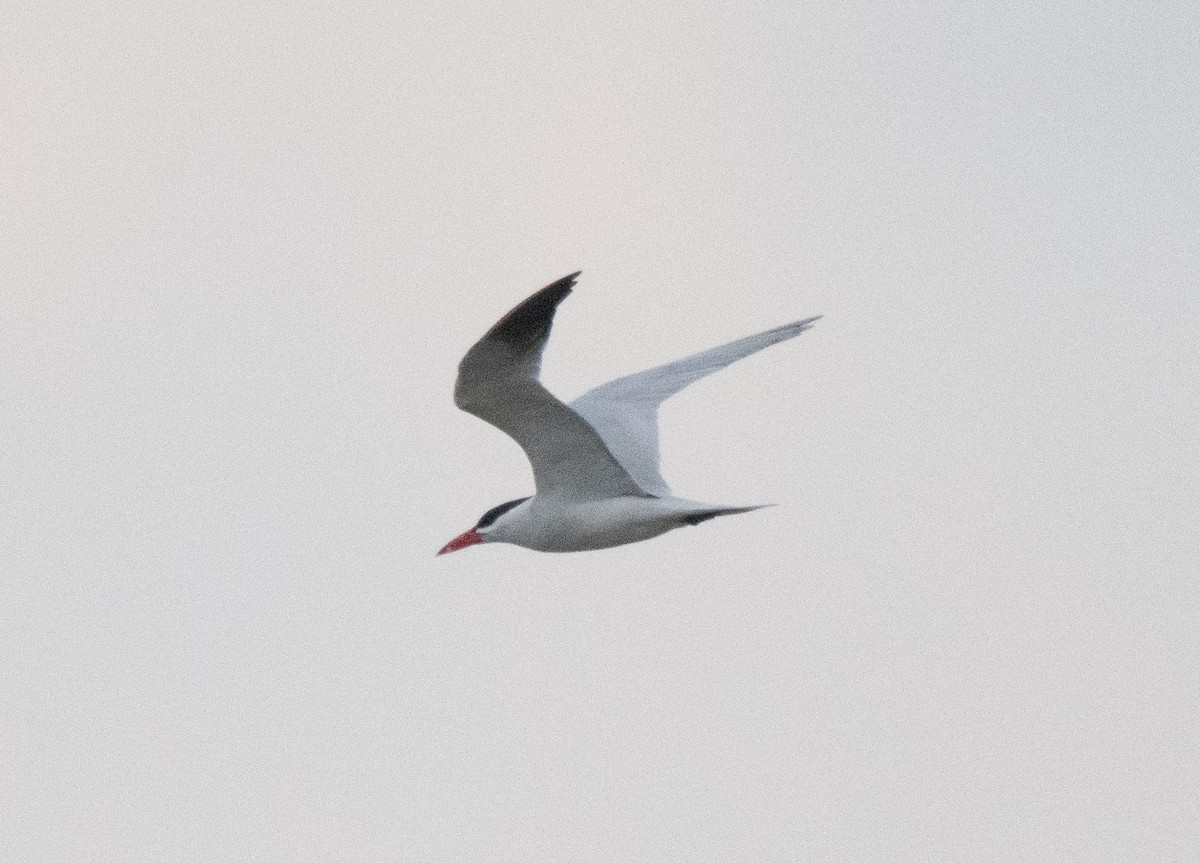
[680,504,774,526]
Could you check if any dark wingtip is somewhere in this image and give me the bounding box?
[485,272,582,347]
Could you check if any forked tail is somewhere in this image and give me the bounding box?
[680,504,774,526]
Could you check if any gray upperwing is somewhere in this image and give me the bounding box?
[454,273,649,501]
[570,316,822,495]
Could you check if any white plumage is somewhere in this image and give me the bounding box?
[439,272,820,554]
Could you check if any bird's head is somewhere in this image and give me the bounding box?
[437,496,531,555]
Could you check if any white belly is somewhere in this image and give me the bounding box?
[519,496,688,552]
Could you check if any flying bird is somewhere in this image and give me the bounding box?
[439,272,820,554]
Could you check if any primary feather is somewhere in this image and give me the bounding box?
[570,316,822,495]
[453,273,647,501]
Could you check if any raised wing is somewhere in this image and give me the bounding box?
[570,316,822,495]
[454,273,649,501]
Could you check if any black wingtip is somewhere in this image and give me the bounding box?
[555,270,582,288]
[484,272,582,347]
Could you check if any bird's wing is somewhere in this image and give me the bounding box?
[570,316,822,495]
[454,273,650,502]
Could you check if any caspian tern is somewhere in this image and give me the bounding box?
[438,272,820,554]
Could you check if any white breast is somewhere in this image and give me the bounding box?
[504,496,692,553]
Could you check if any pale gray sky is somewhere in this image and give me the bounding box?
[3,2,1198,860]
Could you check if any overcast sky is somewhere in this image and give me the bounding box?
[3,2,1198,860]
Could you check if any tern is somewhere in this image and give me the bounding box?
[438,272,820,554]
